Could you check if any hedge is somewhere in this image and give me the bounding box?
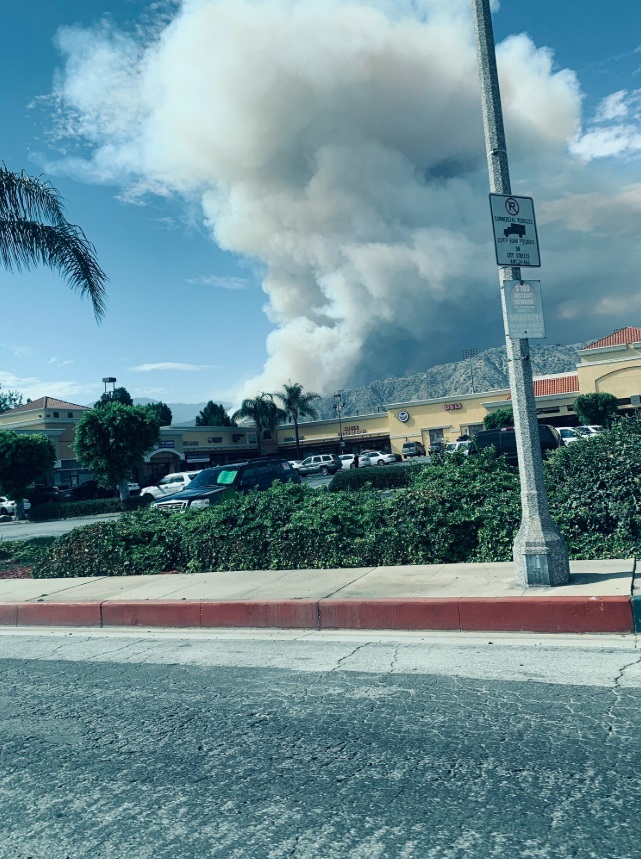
[329,463,423,492]
[26,416,641,577]
[28,495,150,521]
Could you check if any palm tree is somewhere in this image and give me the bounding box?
[232,393,285,457]
[274,382,321,460]
[0,167,107,318]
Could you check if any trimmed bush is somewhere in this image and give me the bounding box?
[28,495,150,521]
[330,463,423,493]
[28,418,641,578]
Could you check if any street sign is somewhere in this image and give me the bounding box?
[489,194,540,267]
[503,280,545,339]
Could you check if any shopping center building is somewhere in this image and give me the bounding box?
[2,326,641,487]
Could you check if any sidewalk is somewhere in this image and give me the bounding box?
[0,559,636,633]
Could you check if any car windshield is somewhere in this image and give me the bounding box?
[575,427,591,436]
[188,467,240,488]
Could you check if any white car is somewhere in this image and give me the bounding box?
[445,440,471,455]
[557,427,580,445]
[0,497,31,516]
[139,471,200,501]
[575,425,605,439]
[339,454,363,469]
[359,450,396,466]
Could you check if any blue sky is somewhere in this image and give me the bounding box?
[2,0,641,406]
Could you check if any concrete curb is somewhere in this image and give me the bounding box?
[0,595,633,633]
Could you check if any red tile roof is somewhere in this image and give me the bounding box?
[533,375,579,397]
[583,327,641,350]
[7,396,89,414]
[507,374,579,400]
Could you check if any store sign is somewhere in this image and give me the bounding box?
[207,436,223,444]
[444,403,462,411]
[185,452,210,462]
[159,440,175,449]
[343,425,361,436]
[397,411,410,423]
[183,441,199,447]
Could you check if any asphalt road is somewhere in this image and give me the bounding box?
[1,629,640,859]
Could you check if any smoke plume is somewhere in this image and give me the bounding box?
[46,0,641,396]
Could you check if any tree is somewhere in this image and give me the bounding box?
[232,394,285,457]
[273,382,321,459]
[195,401,236,427]
[483,407,514,430]
[95,386,133,407]
[0,431,56,519]
[146,401,173,426]
[0,386,23,414]
[0,167,107,318]
[574,392,620,428]
[73,402,160,500]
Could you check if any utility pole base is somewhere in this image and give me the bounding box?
[513,524,570,587]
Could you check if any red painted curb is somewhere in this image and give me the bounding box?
[0,596,634,633]
[102,600,201,628]
[459,596,633,633]
[201,600,318,629]
[319,598,460,630]
[16,601,102,627]
[0,604,18,626]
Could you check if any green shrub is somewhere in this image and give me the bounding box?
[0,536,57,568]
[28,495,150,521]
[330,463,423,493]
[33,508,187,578]
[545,416,641,558]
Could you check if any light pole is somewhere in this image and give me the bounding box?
[462,348,478,393]
[333,392,345,452]
[472,0,569,586]
[102,376,117,400]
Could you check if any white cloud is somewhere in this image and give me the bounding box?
[45,0,641,395]
[3,344,33,358]
[47,357,74,366]
[0,371,97,403]
[185,275,249,290]
[131,362,215,372]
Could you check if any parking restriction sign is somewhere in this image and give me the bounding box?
[489,194,541,267]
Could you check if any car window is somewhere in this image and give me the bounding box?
[302,457,312,465]
[239,466,259,488]
[189,467,240,488]
[255,462,273,477]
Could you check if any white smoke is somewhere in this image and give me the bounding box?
[46,0,638,397]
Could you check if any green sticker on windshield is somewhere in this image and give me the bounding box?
[217,470,237,485]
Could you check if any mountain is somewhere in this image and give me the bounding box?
[133,341,581,426]
[304,342,581,421]
[132,399,208,425]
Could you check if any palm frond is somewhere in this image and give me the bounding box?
[0,218,108,319]
[0,167,67,226]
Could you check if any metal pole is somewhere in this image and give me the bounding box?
[463,348,477,393]
[471,0,569,586]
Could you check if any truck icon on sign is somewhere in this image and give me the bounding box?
[504,223,526,238]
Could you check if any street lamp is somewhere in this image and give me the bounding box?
[462,348,478,394]
[101,377,117,399]
[472,0,569,586]
[333,392,345,451]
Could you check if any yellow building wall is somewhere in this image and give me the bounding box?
[577,358,641,399]
[277,414,390,449]
[387,393,508,455]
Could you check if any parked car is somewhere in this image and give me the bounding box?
[445,440,471,455]
[471,425,562,465]
[0,497,31,516]
[27,486,72,506]
[556,427,580,446]
[72,481,117,501]
[429,441,444,455]
[140,471,201,502]
[359,450,396,466]
[339,454,360,469]
[402,441,426,459]
[154,459,300,511]
[575,425,605,438]
[295,454,342,476]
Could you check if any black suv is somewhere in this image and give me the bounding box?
[154,459,301,511]
[472,425,562,465]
